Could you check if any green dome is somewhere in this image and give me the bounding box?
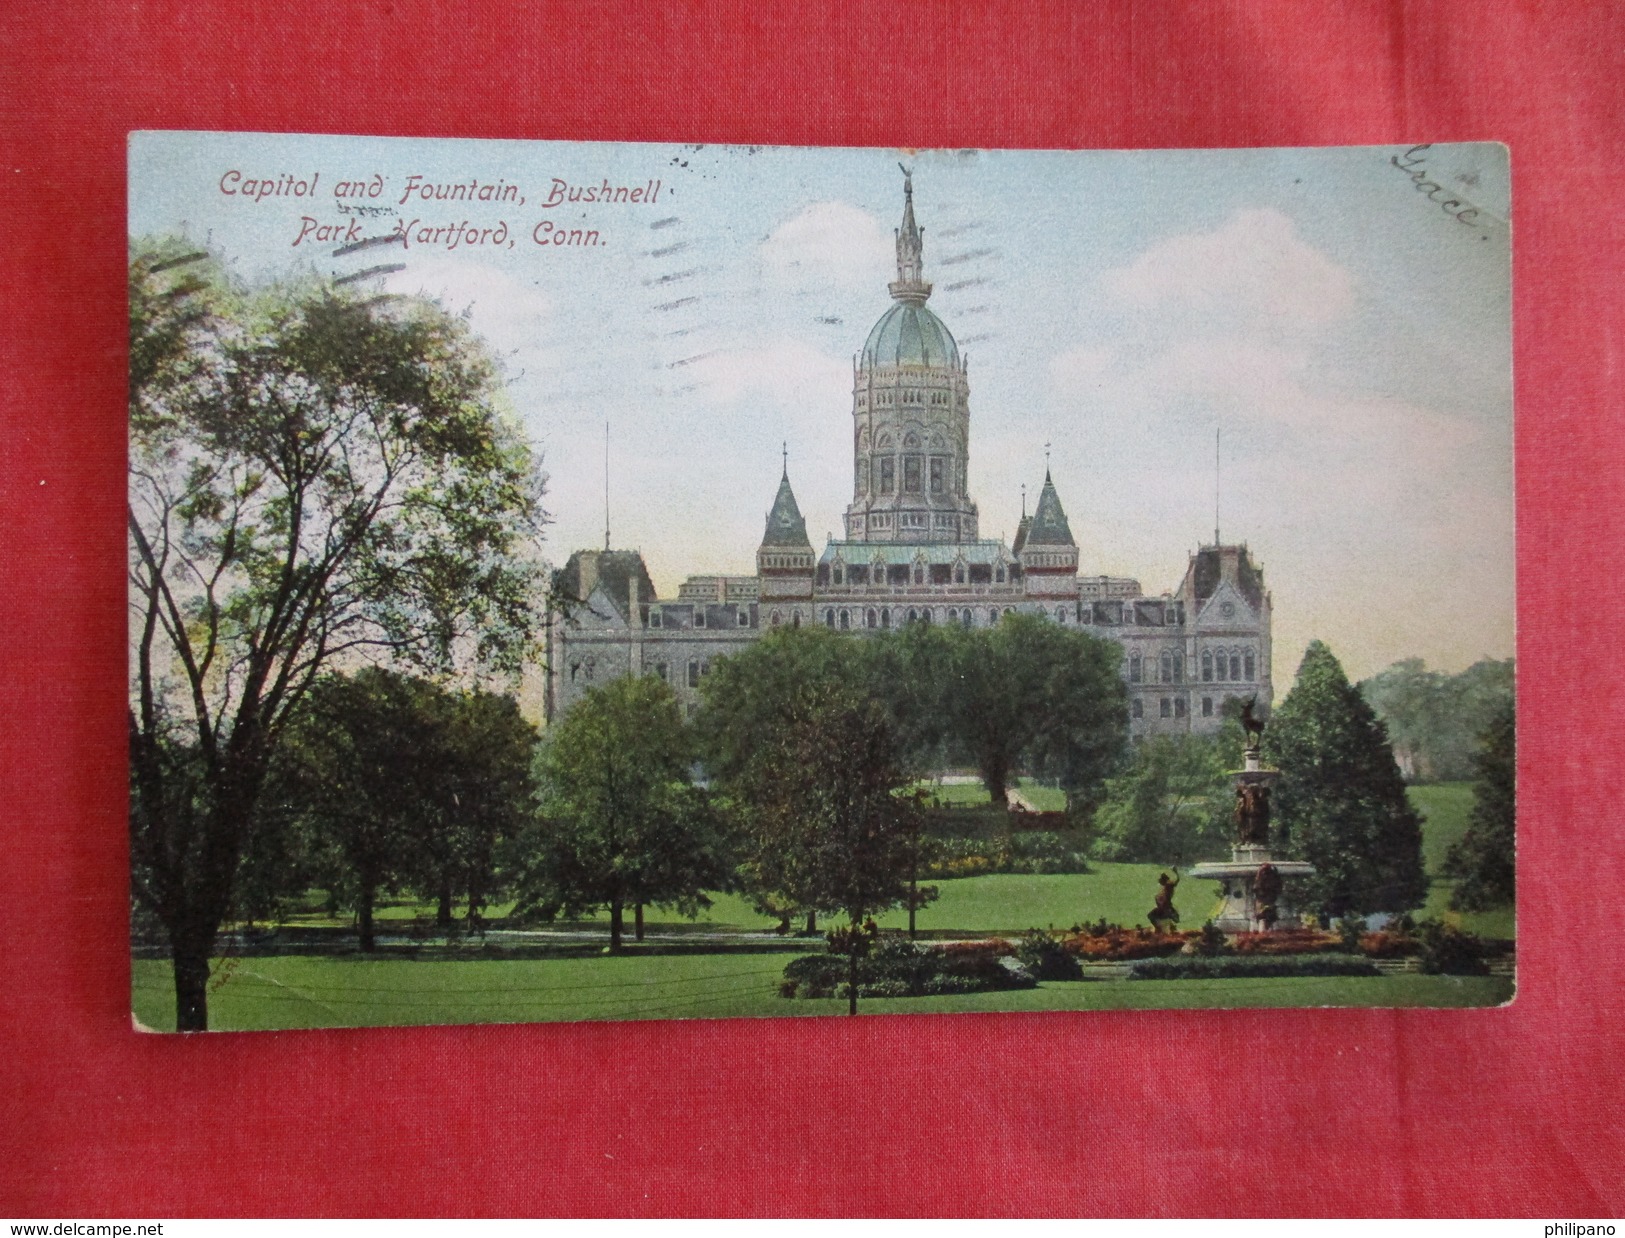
[861,301,960,369]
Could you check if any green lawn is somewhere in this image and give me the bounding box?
[132,951,1513,1032]
[1406,782,1515,940]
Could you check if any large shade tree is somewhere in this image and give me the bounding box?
[734,682,920,1014]
[127,239,546,1029]
[1264,641,1428,919]
[524,675,731,950]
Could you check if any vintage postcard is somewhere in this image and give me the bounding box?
[128,134,1513,1031]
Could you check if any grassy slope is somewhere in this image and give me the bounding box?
[1407,782,1515,940]
[132,953,1512,1032]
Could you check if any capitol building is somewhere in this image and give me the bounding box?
[545,174,1273,737]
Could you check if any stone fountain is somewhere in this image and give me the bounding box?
[1189,702,1315,931]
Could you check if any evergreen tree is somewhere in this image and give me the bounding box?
[1445,700,1516,910]
[1264,641,1428,919]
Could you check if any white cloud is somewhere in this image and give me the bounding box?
[1103,208,1355,327]
[689,339,851,409]
[760,201,893,290]
[381,258,554,359]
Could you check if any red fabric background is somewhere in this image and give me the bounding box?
[2,0,1621,1217]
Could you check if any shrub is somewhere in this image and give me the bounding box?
[920,831,1089,878]
[1416,918,1489,975]
[779,939,1036,998]
[1193,921,1230,957]
[1357,929,1418,959]
[1128,953,1380,980]
[1016,929,1084,981]
[1337,915,1366,953]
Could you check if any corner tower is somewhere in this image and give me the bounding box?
[757,456,815,608]
[844,170,979,544]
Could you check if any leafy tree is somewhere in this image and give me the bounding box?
[1445,700,1516,911]
[734,682,920,1013]
[413,688,539,928]
[277,669,450,949]
[1091,732,1234,866]
[943,614,1127,807]
[127,238,546,1029]
[1360,657,1515,782]
[1264,641,1428,919]
[523,675,730,951]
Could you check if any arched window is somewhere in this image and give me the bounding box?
[907,608,919,624]
[1230,654,1242,681]
[1244,650,1256,681]
[921,610,932,625]
[833,565,844,585]
[1129,653,1143,683]
[1160,651,1173,683]
[962,610,973,629]
[1214,651,1227,682]
[1173,653,1184,683]
[839,610,851,630]
[825,609,836,627]
[584,658,595,681]
[954,564,966,584]
[881,609,891,629]
[995,565,1006,583]
[947,608,958,623]
[1132,698,1144,719]
[1201,650,1214,682]
[866,608,877,628]
[791,611,801,628]
[1056,607,1068,623]
[913,564,925,584]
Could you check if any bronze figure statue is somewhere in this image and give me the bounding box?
[1148,869,1180,933]
[1254,862,1283,930]
[1234,782,1272,846]
[1240,694,1264,748]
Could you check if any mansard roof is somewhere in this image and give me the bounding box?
[819,538,1011,567]
[760,469,811,548]
[554,549,655,624]
[1183,543,1266,612]
[1022,471,1076,547]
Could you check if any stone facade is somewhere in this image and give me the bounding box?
[545,175,1273,733]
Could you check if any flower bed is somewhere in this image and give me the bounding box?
[1228,928,1344,956]
[779,939,1036,999]
[1061,924,1193,961]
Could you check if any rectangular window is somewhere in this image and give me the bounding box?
[880,457,895,494]
[904,456,922,493]
[930,458,945,494]
[650,610,662,628]
[1202,697,1213,717]
[694,609,705,628]
[1174,698,1187,718]
[1160,698,1171,718]
[687,660,699,688]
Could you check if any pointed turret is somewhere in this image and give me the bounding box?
[760,462,811,549]
[1024,470,1076,546]
[888,166,932,305]
[757,461,816,602]
[1016,470,1080,595]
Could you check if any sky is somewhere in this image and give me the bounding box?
[130,134,1513,687]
